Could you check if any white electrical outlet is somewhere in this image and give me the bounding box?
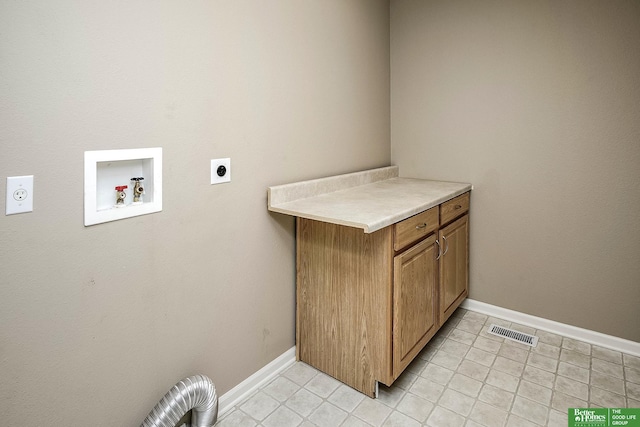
[211,158,231,184]
[6,175,34,215]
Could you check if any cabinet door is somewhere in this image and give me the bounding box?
[393,234,438,379]
[439,214,469,325]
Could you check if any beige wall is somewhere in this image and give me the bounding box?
[0,1,390,425]
[391,0,640,342]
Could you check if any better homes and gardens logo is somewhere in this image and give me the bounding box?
[569,408,640,427]
[572,409,607,426]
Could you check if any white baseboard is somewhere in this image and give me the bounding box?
[218,346,296,417]
[461,299,640,357]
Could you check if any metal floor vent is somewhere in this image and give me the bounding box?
[487,324,539,347]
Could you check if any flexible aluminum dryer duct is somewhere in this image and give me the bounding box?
[141,375,218,427]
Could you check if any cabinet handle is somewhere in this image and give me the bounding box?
[442,235,449,256]
[435,239,441,260]
[415,223,427,230]
[454,204,462,210]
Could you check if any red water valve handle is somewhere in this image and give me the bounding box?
[115,185,128,191]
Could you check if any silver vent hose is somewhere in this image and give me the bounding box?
[141,375,218,427]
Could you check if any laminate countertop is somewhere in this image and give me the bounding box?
[268,166,472,233]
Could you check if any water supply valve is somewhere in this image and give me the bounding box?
[115,185,128,206]
[131,177,144,203]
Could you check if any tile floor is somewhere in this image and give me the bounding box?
[217,308,640,427]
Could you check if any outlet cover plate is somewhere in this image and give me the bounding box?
[211,158,231,184]
[6,175,34,215]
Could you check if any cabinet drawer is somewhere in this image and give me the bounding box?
[394,207,439,251]
[440,192,469,225]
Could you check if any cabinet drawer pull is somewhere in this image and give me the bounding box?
[415,223,427,230]
[435,239,441,260]
[454,204,462,210]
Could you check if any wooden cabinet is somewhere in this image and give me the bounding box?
[296,192,470,397]
[439,214,469,324]
[393,234,438,379]
[296,219,393,395]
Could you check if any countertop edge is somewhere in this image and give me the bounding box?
[267,206,374,232]
[269,183,472,233]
